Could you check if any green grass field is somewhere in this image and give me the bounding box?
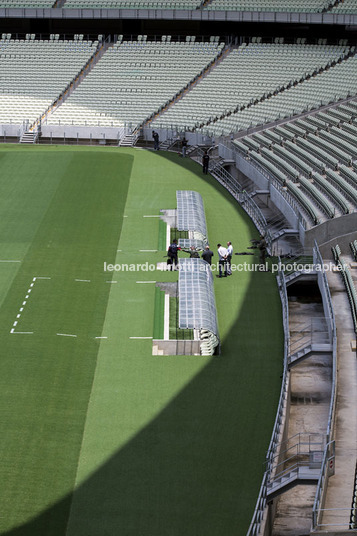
[0,145,283,536]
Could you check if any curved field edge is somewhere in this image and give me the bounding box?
[0,146,283,536]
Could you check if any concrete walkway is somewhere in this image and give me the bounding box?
[318,259,357,532]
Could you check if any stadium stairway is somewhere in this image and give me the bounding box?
[19,131,38,143]
[119,132,139,147]
[266,465,321,500]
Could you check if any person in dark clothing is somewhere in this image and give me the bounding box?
[188,246,200,258]
[152,130,159,150]
[202,150,210,174]
[202,245,214,265]
[167,238,180,270]
[181,137,188,157]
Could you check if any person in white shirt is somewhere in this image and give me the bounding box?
[217,243,228,277]
[226,241,233,275]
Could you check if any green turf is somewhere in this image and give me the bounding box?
[169,296,193,340]
[0,146,283,536]
[0,147,132,535]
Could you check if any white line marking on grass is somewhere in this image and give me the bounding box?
[129,336,153,339]
[57,333,77,338]
[140,249,157,252]
[136,280,156,284]
[13,331,33,334]
[0,260,21,263]
[164,293,170,340]
[95,336,108,339]
[124,215,128,218]
[10,328,14,333]
[143,215,160,218]
[106,280,117,283]
[75,279,91,282]
[117,249,122,252]
[11,276,51,333]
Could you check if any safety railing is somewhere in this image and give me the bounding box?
[246,266,290,536]
[311,242,337,531]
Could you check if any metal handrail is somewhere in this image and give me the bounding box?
[311,242,338,531]
[246,267,290,536]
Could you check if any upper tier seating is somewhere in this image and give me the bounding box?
[151,42,349,132]
[197,52,357,136]
[0,36,98,125]
[47,37,223,128]
[232,100,357,227]
[205,0,331,12]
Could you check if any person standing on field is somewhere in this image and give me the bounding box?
[227,241,233,275]
[202,150,210,174]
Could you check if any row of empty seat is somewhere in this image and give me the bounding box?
[0,37,98,124]
[205,0,332,12]
[151,42,349,131]
[1,0,355,11]
[197,51,357,136]
[232,100,357,228]
[46,37,223,128]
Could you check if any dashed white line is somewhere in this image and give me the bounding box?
[143,215,160,218]
[10,276,51,334]
[75,279,91,282]
[140,249,157,252]
[129,336,153,339]
[106,281,117,283]
[0,260,21,263]
[136,281,156,284]
[95,336,108,339]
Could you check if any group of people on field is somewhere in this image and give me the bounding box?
[166,240,233,277]
[167,236,268,273]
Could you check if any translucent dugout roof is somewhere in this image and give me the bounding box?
[176,190,208,239]
[178,238,206,251]
[178,258,219,338]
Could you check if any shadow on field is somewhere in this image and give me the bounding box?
[3,152,283,536]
